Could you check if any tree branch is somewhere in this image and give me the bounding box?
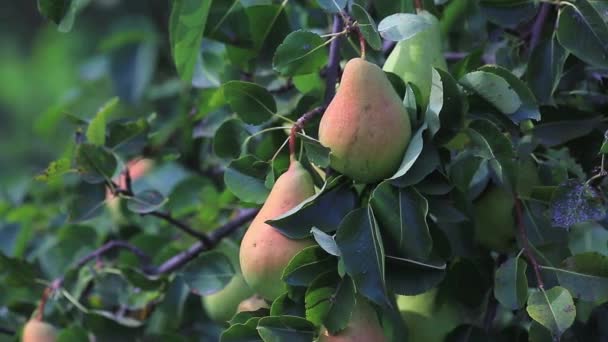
[0,327,14,336]
[514,198,544,289]
[529,3,551,52]
[73,240,151,270]
[147,211,212,246]
[147,208,258,275]
[324,14,343,105]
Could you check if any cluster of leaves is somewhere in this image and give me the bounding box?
[0,0,607,341]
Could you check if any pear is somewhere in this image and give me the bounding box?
[397,289,465,342]
[22,319,57,342]
[319,58,411,183]
[239,160,316,300]
[203,274,254,323]
[106,158,154,222]
[383,11,447,108]
[473,186,516,252]
[318,297,386,342]
[203,240,255,323]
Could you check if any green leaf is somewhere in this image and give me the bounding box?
[371,183,432,259]
[213,118,250,159]
[541,252,608,302]
[460,70,521,115]
[57,325,90,342]
[268,184,357,239]
[35,158,73,183]
[0,252,40,286]
[526,34,569,105]
[315,0,347,13]
[479,65,540,123]
[311,228,340,257]
[526,286,576,338]
[106,118,150,149]
[300,134,331,168]
[305,273,355,333]
[125,190,168,214]
[273,31,328,76]
[351,4,382,51]
[433,68,465,144]
[378,13,433,42]
[74,143,117,184]
[181,251,235,296]
[480,0,538,28]
[170,0,212,82]
[68,182,106,223]
[223,81,277,125]
[38,0,91,32]
[335,208,387,306]
[224,156,270,204]
[494,256,528,310]
[282,246,337,287]
[257,316,316,342]
[390,123,427,180]
[557,0,608,68]
[385,255,446,295]
[221,318,263,342]
[87,97,119,146]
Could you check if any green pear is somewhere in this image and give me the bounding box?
[383,11,447,108]
[473,186,516,252]
[202,240,255,323]
[22,319,57,342]
[239,160,316,300]
[319,58,411,183]
[318,297,386,342]
[397,289,464,342]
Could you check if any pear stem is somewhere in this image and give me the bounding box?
[289,106,325,160]
[414,0,423,12]
[357,28,366,60]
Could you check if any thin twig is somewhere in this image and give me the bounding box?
[148,211,212,246]
[414,0,423,12]
[148,208,259,275]
[357,27,366,59]
[289,106,325,159]
[514,198,544,289]
[73,240,151,270]
[324,15,343,104]
[529,3,552,52]
[0,327,14,336]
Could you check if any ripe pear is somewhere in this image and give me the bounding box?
[473,186,516,252]
[22,319,57,342]
[397,288,464,342]
[318,58,411,183]
[383,11,447,108]
[318,297,386,342]
[237,295,269,313]
[239,160,316,300]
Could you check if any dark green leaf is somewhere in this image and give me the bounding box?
[74,143,117,184]
[224,156,270,204]
[257,316,316,342]
[273,31,328,76]
[526,286,576,338]
[494,256,528,310]
[351,4,382,51]
[170,0,212,81]
[223,81,277,125]
[181,251,235,296]
[282,246,337,287]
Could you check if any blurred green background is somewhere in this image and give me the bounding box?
[0,1,171,191]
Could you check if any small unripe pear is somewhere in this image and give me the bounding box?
[318,298,386,342]
[319,58,411,183]
[203,273,254,323]
[22,319,57,342]
[239,161,316,300]
[473,186,516,252]
[383,11,447,109]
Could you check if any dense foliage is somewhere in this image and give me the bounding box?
[2,0,608,341]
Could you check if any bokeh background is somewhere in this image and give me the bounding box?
[0,1,171,191]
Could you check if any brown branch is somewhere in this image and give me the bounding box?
[357,28,366,59]
[147,208,259,275]
[147,211,212,246]
[324,14,343,104]
[514,198,544,289]
[414,0,423,12]
[529,3,552,53]
[289,106,325,160]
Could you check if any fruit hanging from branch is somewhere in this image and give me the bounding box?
[22,319,57,342]
[318,58,412,184]
[318,297,386,342]
[239,159,316,300]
